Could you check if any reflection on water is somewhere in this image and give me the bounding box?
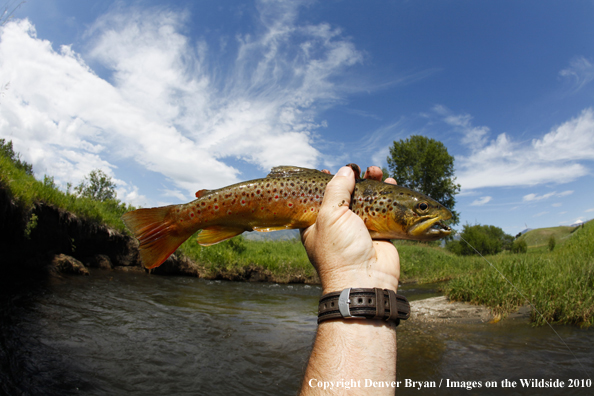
[1,271,593,395]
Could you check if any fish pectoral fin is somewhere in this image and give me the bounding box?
[253,225,292,232]
[197,226,246,246]
[266,166,320,178]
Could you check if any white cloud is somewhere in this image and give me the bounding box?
[523,192,556,202]
[560,56,594,93]
[523,190,574,202]
[533,211,549,217]
[439,106,594,190]
[586,208,594,213]
[470,196,491,206]
[552,203,562,207]
[0,2,363,203]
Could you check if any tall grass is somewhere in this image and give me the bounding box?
[0,155,134,232]
[446,221,594,326]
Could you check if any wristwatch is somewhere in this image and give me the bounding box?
[317,288,410,325]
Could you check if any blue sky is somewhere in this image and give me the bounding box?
[1,0,593,235]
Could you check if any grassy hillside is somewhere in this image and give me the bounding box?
[519,225,581,250]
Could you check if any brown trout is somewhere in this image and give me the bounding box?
[122,166,452,269]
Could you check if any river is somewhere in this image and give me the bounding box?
[1,270,592,395]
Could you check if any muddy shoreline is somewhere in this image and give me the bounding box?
[409,296,531,324]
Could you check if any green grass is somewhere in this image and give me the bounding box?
[445,220,594,327]
[395,241,485,283]
[0,154,134,233]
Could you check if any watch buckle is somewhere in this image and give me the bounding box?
[338,288,365,319]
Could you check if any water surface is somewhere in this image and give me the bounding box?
[1,271,592,395]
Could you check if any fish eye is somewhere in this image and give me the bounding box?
[417,202,429,212]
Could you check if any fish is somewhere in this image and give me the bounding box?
[121,166,452,269]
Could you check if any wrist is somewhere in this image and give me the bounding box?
[320,266,399,295]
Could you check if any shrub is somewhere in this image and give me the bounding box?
[511,239,527,253]
[548,235,556,251]
[456,224,513,256]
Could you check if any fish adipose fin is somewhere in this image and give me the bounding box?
[122,206,190,269]
[197,226,246,246]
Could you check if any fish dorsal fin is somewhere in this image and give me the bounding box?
[195,189,212,198]
[197,226,246,246]
[266,166,321,178]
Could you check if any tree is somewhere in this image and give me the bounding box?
[387,135,460,224]
[75,169,117,202]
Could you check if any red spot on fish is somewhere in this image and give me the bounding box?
[288,203,293,207]
[214,205,219,210]
[261,207,265,211]
[190,212,195,218]
[227,210,232,215]
[311,208,314,211]
[275,195,279,199]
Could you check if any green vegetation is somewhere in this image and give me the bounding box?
[395,241,484,283]
[446,224,514,256]
[387,135,461,224]
[178,234,317,282]
[446,220,593,327]
[0,140,133,233]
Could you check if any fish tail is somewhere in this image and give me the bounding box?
[121,205,191,269]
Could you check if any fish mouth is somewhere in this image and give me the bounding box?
[409,216,452,239]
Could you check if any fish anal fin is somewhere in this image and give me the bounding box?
[253,225,292,232]
[197,226,246,246]
[266,166,320,178]
[195,189,211,198]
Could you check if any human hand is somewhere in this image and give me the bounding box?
[301,165,400,294]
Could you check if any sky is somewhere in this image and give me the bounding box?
[1,0,593,235]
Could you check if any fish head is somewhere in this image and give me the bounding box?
[359,181,452,241]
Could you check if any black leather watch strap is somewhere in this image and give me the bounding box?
[317,288,410,325]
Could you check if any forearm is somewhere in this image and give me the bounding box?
[301,319,397,395]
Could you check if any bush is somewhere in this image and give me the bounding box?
[455,224,513,256]
[548,235,556,251]
[511,239,527,253]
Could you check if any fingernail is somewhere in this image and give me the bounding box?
[336,166,352,177]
